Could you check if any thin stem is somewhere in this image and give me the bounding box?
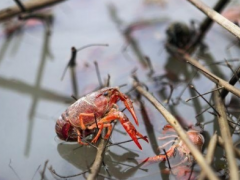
[31,165,41,180]
[190,85,220,116]
[49,166,89,178]
[163,149,171,169]
[40,160,48,180]
[9,160,21,180]
[77,44,108,52]
[94,61,103,88]
[106,136,147,147]
[186,87,223,102]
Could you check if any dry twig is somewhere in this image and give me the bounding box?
[198,132,218,180]
[0,0,67,22]
[133,81,219,180]
[213,90,239,180]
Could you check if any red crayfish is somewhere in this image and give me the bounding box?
[145,124,204,165]
[55,87,148,149]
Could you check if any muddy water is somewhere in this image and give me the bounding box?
[0,0,239,179]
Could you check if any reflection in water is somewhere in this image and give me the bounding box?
[57,142,149,180]
[137,94,160,155]
[25,14,55,156]
[0,20,24,66]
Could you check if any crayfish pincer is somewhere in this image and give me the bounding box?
[55,87,148,149]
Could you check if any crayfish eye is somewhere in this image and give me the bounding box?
[103,92,108,96]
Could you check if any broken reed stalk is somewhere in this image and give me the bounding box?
[187,0,240,40]
[70,66,78,98]
[0,0,67,22]
[213,90,239,180]
[217,136,240,159]
[198,132,218,180]
[166,44,240,98]
[133,81,219,180]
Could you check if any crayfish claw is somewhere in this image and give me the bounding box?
[121,120,148,150]
[119,93,139,126]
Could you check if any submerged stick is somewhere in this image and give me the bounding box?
[198,132,218,180]
[187,0,240,39]
[133,81,219,180]
[213,90,239,180]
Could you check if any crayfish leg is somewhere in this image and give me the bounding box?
[146,146,176,163]
[89,123,112,143]
[104,123,113,139]
[158,139,175,150]
[78,113,95,130]
[162,124,176,134]
[98,109,148,150]
[76,129,88,145]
